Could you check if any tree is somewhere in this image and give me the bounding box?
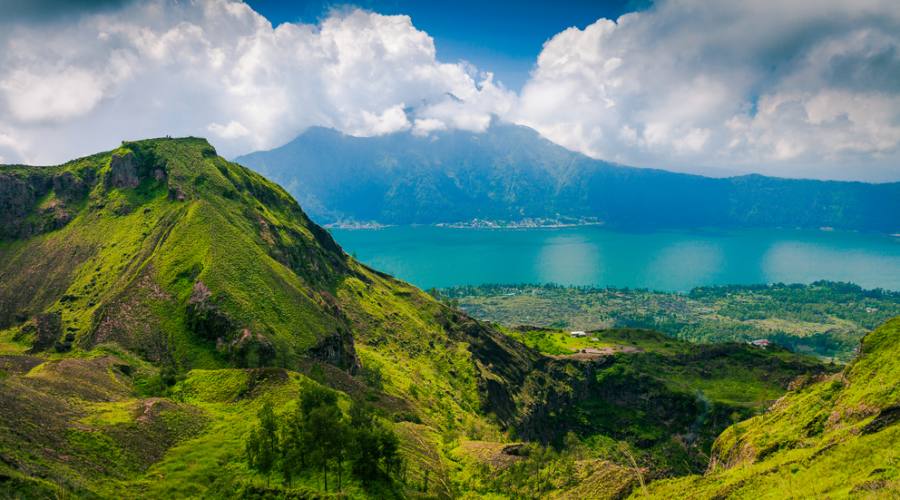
[278,405,306,487]
[349,403,402,481]
[246,401,279,486]
[244,385,402,493]
[299,385,349,492]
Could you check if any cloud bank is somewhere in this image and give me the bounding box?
[0,0,513,164]
[1,0,899,181]
[515,0,900,180]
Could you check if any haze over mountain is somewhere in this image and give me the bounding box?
[237,123,900,233]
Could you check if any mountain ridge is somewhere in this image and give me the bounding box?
[236,123,900,233]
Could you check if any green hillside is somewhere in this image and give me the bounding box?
[641,317,900,498]
[0,138,892,498]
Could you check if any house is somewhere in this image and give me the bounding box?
[749,339,771,348]
[570,331,587,338]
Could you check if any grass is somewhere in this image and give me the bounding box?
[640,318,900,498]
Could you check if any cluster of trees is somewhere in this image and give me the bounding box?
[245,384,401,492]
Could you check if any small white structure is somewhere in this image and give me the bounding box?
[749,339,771,348]
[570,331,587,338]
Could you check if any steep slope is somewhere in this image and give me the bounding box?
[0,138,834,498]
[0,137,544,431]
[0,137,546,496]
[642,317,900,498]
[235,123,900,232]
[0,138,355,370]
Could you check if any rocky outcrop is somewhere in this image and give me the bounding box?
[52,170,93,200]
[0,173,47,239]
[105,152,141,189]
[0,168,95,240]
[168,186,186,201]
[308,329,361,374]
[28,312,63,353]
[185,281,235,341]
[104,149,168,191]
[229,329,276,368]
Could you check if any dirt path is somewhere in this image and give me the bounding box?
[552,345,642,360]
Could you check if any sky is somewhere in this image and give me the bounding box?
[0,0,899,182]
[245,0,647,91]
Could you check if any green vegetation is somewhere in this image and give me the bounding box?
[0,137,896,498]
[641,317,900,498]
[438,282,900,361]
[246,385,402,493]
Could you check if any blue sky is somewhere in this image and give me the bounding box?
[246,0,647,90]
[1,0,898,181]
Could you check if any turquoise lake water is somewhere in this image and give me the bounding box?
[330,226,900,292]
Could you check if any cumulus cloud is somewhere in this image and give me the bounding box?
[513,0,900,180]
[1,0,899,181]
[0,0,513,164]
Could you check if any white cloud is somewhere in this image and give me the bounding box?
[0,0,513,164]
[2,67,106,123]
[1,0,899,181]
[346,105,411,136]
[412,117,446,136]
[208,120,250,139]
[513,0,900,180]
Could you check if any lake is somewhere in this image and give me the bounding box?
[330,226,900,292]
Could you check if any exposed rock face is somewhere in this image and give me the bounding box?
[230,328,277,368]
[185,281,279,368]
[0,173,46,239]
[185,281,235,341]
[52,171,91,200]
[89,271,176,363]
[29,312,63,353]
[105,152,141,189]
[168,186,186,201]
[308,329,361,374]
[0,168,95,240]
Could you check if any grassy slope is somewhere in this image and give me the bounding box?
[0,138,862,498]
[641,317,900,498]
[0,138,502,497]
[504,327,824,406]
[0,349,402,498]
[0,138,346,369]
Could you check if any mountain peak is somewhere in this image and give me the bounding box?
[237,123,900,231]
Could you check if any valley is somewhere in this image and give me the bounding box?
[437,282,900,361]
[0,138,896,498]
[3,1,899,498]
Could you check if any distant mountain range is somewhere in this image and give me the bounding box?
[236,123,900,233]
